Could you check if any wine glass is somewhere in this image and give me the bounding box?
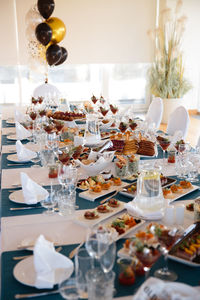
[85,228,108,262]
[58,165,77,192]
[40,191,57,215]
[99,241,116,273]
[158,138,171,165]
[59,277,79,300]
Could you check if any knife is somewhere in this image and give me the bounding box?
[15,290,59,298]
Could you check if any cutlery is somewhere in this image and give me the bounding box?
[13,247,62,260]
[15,290,59,298]
[100,188,123,204]
[69,241,84,259]
[10,206,79,211]
[7,163,28,166]
[10,206,44,211]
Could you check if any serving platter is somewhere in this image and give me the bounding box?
[75,201,125,228]
[168,222,200,267]
[165,184,199,203]
[79,181,129,202]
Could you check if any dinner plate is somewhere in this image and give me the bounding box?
[9,189,46,204]
[7,134,17,141]
[79,181,129,202]
[7,154,30,163]
[75,201,125,228]
[6,119,15,125]
[13,256,74,287]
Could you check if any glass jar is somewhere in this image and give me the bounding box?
[167,145,176,163]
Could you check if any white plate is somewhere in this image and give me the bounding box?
[165,185,199,203]
[7,154,30,163]
[9,189,46,204]
[84,140,105,148]
[7,134,17,141]
[79,181,129,202]
[6,119,15,125]
[13,256,74,287]
[168,253,200,267]
[75,201,125,228]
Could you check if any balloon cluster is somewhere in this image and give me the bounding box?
[26,0,68,70]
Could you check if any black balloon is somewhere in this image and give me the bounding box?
[46,44,62,66]
[55,47,68,66]
[35,23,52,46]
[37,0,55,19]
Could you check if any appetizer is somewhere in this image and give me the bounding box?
[179,180,192,189]
[108,198,120,208]
[84,210,99,220]
[97,204,111,213]
[186,203,194,211]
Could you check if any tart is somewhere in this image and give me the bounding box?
[84,211,99,220]
[108,198,120,208]
[97,204,111,213]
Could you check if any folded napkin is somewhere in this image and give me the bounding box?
[16,140,37,161]
[125,201,163,220]
[14,109,26,123]
[16,121,31,140]
[76,156,111,176]
[20,172,49,204]
[133,277,199,300]
[34,235,74,289]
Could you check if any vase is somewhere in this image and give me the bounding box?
[162,98,184,124]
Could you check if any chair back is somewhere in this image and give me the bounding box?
[145,97,163,129]
[166,106,190,139]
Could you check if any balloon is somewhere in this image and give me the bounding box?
[55,47,68,66]
[45,17,66,44]
[25,7,43,29]
[46,44,62,66]
[35,23,52,46]
[27,40,47,64]
[37,0,55,19]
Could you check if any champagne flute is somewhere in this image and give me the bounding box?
[100,241,116,273]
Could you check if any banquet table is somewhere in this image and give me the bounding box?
[1,106,200,300]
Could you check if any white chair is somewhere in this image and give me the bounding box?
[145,97,163,130]
[166,106,190,140]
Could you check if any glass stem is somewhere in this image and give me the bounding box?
[163,150,165,165]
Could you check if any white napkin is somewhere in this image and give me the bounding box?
[34,235,74,289]
[125,201,163,220]
[76,156,111,176]
[20,172,49,204]
[133,277,199,300]
[16,121,31,140]
[14,109,26,123]
[16,140,37,161]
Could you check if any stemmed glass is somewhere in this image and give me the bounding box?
[154,244,177,281]
[129,239,161,279]
[40,191,57,215]
[158,138,171,165]
[59,277,79,300]
[85,228,109,264]
[99,240,116,273]
[58,164,77,192]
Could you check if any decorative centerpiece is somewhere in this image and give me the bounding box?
[148,0,191,123]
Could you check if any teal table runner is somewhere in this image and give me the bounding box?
[1,240,199,300]
[1,153,36,169]
[1,120,15,128]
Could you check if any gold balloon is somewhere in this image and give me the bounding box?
[45,17,66,44]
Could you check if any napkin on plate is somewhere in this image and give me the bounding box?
[16,140,37,161]
[16,121,31,140]
[125,201,163,220]
[20,172,49,204]
[132,277,199,300]
[14,109,26,123]
[34,235,74,289]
